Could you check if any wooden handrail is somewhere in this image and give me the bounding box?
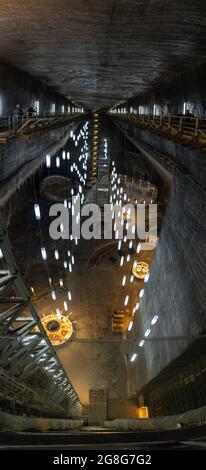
[109,112,206,147]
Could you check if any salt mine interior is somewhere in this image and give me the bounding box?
[0,0,206,451]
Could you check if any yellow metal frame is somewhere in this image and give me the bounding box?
[40,312,74,347]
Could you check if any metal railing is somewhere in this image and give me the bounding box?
[109,112,206,147]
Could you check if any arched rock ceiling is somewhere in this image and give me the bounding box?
[0,0,206,109]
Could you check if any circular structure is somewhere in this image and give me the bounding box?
[47,320,61,332]
[132,261,149,280]
[41,312,74,346]
[40,175,73,202]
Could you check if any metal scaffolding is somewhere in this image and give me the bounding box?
[0,211,80,411]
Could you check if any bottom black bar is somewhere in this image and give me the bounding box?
[0,449,205,467]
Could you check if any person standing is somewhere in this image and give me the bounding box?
[13,104,24,133]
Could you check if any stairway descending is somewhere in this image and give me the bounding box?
[96,138,110,209]
[86,136,110,208]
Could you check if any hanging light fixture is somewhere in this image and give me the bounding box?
[130,353,137,362]
[51,290,56,300]
[46,154,51,168]
[34,203,41,220]
[139,288,145,298]
[122,275,126,286]
[151,315,159,325]
[41,247,47,260]
[124,295,129,306]
[128,321,133,332]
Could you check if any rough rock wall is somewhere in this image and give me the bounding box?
[133,174,206,391]
[0,60,70,113]
[117,122,206,190]
[115,122,206,393]
[0,122,77,208]
[0,410,83,432]
[128,62,206,116]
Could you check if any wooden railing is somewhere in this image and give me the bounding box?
[0,111,86,143]
[109,112,206,148]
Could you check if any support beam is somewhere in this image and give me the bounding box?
[0,211,80,407]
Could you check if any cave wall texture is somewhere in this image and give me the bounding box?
[127,62,206,117]
[0,59,80,212]
[0,122,79,209]
[115,120,206,393]
[0,60,70,114]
